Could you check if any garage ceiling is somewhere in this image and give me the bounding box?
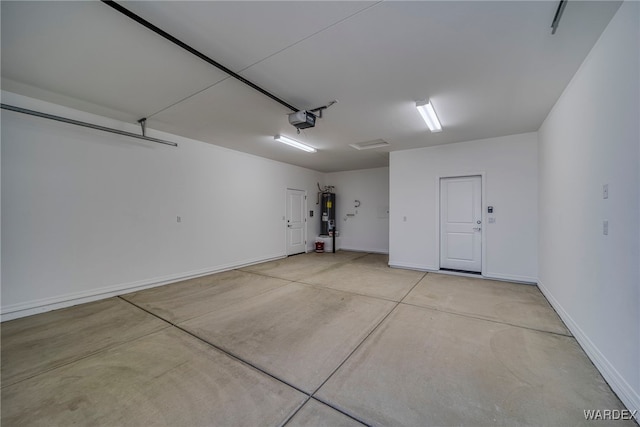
[1,1,621,172]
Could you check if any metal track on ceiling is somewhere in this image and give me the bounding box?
[551,0,568,34]
[101,1,299,113]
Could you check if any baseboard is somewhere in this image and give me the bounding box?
[0,253,287,322]
[340,246,389,254]
[388,262,438,272]
[388,263,538,285]
[427,269,535,284]
[537,280,640,415]
[483,271,537,284]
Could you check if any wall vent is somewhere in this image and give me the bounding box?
[349,139,390,150]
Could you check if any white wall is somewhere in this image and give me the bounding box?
[1,92,323,320]
[389,133,538,282]
[325,167,389,253]
[538,1,639,413]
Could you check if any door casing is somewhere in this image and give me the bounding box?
[436,173,486,275]
[286,188,307,255]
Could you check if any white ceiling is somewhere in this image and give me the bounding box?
[1,1,621,172]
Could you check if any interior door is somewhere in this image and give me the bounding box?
[440,176,482,272]
[286,189,306,255]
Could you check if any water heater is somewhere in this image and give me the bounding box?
[320,192,336,236]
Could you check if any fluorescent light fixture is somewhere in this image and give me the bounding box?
[274,135,317,152]
[416,100,442,132]
[349,139,390,150]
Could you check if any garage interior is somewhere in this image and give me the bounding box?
[1,1,639,425]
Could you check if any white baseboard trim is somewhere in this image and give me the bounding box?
[538,280,640,415]
[483,271,537,284]
[0,253,287,322]
[388,262,438,272]
[389,263,538,285]
[340,246,389,254]
[425,269,536,284]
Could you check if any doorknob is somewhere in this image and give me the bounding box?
[476,220,482,224]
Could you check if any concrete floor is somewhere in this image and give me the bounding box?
[1,252,634,426]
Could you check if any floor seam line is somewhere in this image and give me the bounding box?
[235,269,292,281]
[306,281,424,425]
[238,252,372,283]
[1,321,170,390]
[278,395,369,426]
[398,300,574,337]
[126,280,293,326]
[309,304,398,395]
[119,296,312,397]
[308,278,424,399]
[291,256,426,303]
[294,280,402,303]
[279,396,311,427]
[309,396,371,427]
[398,271,428,303]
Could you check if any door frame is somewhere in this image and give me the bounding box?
[435,173,486,275]
[285,188,308,255]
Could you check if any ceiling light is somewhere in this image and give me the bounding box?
[416,101,442,133]
[274,135,317,153]
[349,139,390,150]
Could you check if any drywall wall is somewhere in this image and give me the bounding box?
[538,1,639,413]
[1,92,323,320]
[389,133,538,282]
[325,167,389,253]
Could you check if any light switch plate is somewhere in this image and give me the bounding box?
[603,184,609,199]
[603,220,608,235]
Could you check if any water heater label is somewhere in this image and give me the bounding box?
[326,201,333,208]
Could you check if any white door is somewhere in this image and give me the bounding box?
[286,189,306,255]
[440,176,482,272]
